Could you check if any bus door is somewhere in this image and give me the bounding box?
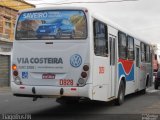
[135,46,140,90]
[109,35,116,97]
[92,20,109,101]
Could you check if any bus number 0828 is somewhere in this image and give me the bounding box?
[59,79,73,86]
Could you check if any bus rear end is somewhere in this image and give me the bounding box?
[11,8,91,101]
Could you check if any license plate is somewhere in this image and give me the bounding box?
[42,73,55,79]
[40,30,46,32]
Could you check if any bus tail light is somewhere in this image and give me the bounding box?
[13,71,19,76]
[81,72,87,78]
[78,78,86,86]
[14,76,22,85]
[78,64,89,86]
[12,64,22,85]
[83,65,89,71]
[12,64,17,71]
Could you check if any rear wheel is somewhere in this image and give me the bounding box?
[115,82,125,105]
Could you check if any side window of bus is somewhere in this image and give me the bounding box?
[141,42,146,62]
[127,36,134,60]
[118,32,127,59]
[93,20,108,57]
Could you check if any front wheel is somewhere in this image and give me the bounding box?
[115,82,125,105]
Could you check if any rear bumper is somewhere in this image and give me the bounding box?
[11,82,92,99]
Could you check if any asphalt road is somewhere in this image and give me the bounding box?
[0,86,160,120]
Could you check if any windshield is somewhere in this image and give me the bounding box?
[16,10,87,40]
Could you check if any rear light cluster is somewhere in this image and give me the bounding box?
[12,64,22,85]
[78,64,89,87]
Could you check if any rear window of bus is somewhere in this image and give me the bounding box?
[15,10,87,40]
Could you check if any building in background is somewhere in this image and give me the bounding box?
[0,0,35,86]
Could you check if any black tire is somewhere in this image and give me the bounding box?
[115,82,125,105]
[154,82,158,89]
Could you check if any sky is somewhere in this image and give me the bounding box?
[25,0,160,45]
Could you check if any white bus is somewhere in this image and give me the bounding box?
[11,6,152,105]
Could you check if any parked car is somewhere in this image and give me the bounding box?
[154,70,160,89]
[36,19,75,39]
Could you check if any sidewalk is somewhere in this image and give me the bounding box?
[0,86,11,93]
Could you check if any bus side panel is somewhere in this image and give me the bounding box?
[118,59,135,95]
[92,56,111,101]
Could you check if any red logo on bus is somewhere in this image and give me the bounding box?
[99,67,104,74]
